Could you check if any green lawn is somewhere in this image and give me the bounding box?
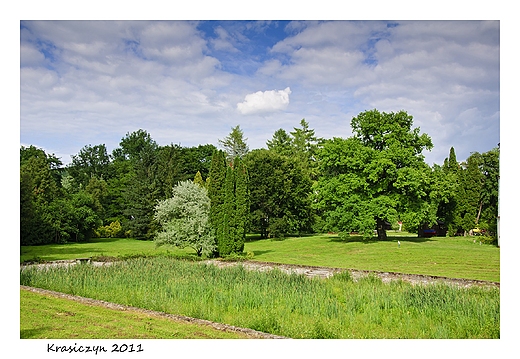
[20,237,196,263]
[20,288,251,339]
[244,233,500,282]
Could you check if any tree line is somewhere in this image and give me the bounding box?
[20,110,500,253]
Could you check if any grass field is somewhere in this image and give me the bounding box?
[244,233,500,282]
[20,237,193,263]
[20,288,250,339]
[20,257,499,339]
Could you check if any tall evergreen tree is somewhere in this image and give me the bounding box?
[207,149,249,256]
[218,125,249,163]
[453,153,484,235]
[208,150,227,255]
[233,156,249,253]
[266,128,293,157]
[221,164,236,256]
[290,119,322,180]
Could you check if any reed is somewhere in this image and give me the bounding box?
[20,257,499,339]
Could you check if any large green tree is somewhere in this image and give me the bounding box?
[244,149,312,238]
[315,109,434,239]
[115,130,161,239]
[67,144,112,188]
[207,150,228,255]
[266,128,293,157]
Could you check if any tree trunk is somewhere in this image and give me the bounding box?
[475,201,483,225]
[376,218,387,240]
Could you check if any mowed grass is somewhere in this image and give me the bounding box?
[20,288,250,339]
[20,257,500,339]
[20,237,195,263]
[244,233,500,282]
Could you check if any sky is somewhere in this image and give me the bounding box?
[20,19,500,166]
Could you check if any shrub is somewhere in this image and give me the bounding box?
[95,220,123,238]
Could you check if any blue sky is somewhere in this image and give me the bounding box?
[20,19,501,166]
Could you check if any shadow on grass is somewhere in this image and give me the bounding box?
[20,328,52,339]
[88,237,126,244]
[251,250,274,256]
[329,236,437,244]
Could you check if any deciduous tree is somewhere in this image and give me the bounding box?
[154,180,216,257]
[315,109,433,239]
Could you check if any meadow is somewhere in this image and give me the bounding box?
[20,255,499,339]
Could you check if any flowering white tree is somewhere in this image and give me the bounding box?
[154,180,216,257]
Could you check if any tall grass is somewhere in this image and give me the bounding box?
[20,257,499,339]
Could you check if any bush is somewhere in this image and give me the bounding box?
[95,220,123,238]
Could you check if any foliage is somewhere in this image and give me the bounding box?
[154,180,216,257]
[244,149,313,238]
[207,150,249,256]
[67,144,112,188]
[20,146,100,245]
[218,125,249,162]
[95,220,123,238]
[266,128,293,157]
[207,150,227,255]
[315,109,434,239]
[193,171,205,187]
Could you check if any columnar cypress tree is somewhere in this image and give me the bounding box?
[221,164,236,256]
[233,156,249,253]
[193,171,205,188]
[208,150,227,256]
[207,149,249,257]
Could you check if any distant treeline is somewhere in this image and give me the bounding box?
[20,111,499,249]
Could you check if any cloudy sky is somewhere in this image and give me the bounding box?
[20,19,500,166]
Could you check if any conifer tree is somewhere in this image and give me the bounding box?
[207,150,227,256]
[221,164,236,256]
[233,156,249,253]
[193,171,205,188]
[218,125,249,163]
[207,149,250,256]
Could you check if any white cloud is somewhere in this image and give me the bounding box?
[236,87,292,115]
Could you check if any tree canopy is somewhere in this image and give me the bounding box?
[315,109,434,239]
